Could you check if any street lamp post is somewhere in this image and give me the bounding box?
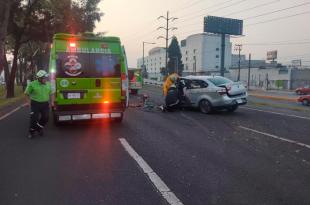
[142,41,155,78]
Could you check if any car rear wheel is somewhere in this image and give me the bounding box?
[302,99,310,106]
[199,99,212,114]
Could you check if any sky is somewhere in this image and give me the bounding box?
[95,0,310,67]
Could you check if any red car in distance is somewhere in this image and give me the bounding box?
[295,85,310,95]
[297,95,310,106]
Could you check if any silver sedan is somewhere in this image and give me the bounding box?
[180,76,248,114]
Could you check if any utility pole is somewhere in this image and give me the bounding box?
[248,53,251,90]
[234,44,242,81]
[157,11,178,75]
[220,34,226,77]
[193,56,197,75]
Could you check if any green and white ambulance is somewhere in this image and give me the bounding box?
[49,33,128,123]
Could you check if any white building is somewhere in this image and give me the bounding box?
[137,33,232,80]
[181,33,232,75]
[137,47,166,80]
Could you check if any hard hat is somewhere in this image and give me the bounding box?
[36,70,49,78]
[169,73,179,82]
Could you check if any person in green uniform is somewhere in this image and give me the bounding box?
[24,70,54,139]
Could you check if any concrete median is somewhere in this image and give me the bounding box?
[249,93,298,102]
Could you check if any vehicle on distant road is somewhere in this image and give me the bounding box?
[297,95,310,106]
[295,85,310,95]
[128,68,142,95]
[180,76,248,114]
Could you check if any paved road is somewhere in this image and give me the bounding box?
[1,85,310,205]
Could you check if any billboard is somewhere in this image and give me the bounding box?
[267,50,277,60]
[204,16,243,35]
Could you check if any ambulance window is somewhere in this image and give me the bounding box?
[90,54,121,77]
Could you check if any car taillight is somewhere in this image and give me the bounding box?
[121,73,127,96]
[103,101,110,104]
[226,85,232,91]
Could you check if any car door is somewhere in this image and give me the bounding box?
[186,80,209,104]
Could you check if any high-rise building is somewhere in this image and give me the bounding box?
[181,33,232,75]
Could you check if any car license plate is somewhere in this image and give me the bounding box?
[68,93,81,99]
[236,99,243,104]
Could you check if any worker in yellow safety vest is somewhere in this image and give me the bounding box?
[163,73,179,96]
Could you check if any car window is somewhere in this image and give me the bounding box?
[188,80,208,89]
[180,79,191,88]
[208,77,232,86]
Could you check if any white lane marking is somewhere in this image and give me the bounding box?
[119,138,184,205]
[240,107,310,120]
[239,126,310,150]
[0,103,27,121]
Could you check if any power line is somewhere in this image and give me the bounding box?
[124,29,159,41]
[174,0,282,30]
[174,4,310,38]
[244,1,310,20]
[125,0,281,42]
[171,0,205,14]
[243,42,310,46]
[122,20,159,40]
[246,10,310,26]
[174,0,235,18]
[178,0,248,23]
[241,38,310,44]
[173,7,310,35]
[223,0,280,17]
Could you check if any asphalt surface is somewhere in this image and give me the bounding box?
[1,85,310,205]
